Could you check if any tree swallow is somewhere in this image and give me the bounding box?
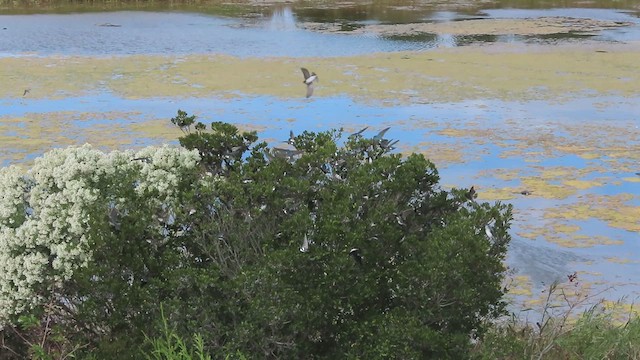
[373,127,390,142]
[301,67,318,98]
[348,126,368,139]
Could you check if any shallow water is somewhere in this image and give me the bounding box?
[1,7,639,57]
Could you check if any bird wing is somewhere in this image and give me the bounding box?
[306,83,314,98]
[301,67,311,80]
[300,234,309,252]
[378,127,390,138]
[349,126,368,138]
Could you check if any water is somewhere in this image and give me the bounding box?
[1,2,639,313]
[0,6,639,57]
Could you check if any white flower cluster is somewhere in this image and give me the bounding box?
[0,144,200,326]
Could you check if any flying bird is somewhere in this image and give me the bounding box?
[373,127,390,142]
[284,130,296,146]
[348,126,369,139]
[300,67,318,98]
[466,186,477,201]
[23,88,30,97]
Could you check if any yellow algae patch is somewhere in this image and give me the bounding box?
[547,234,623,248]
[545,194,640,232]
[539,167,573,179]
[515,279,601,317]
[129,119,184,141]
[492,169,521,182]
[520,177,576,199]
[601,301,640,325]
[0,111,181,166]
[579,153,600,160]
[438,128,467,137]
[563,179,602,190]
[407,142,467,165]
[1,42,640,103]
[622,177,640,183]
[508,275,534,297]
[518,221,624,248]
[476,187,517,201]
[605,257,639,264]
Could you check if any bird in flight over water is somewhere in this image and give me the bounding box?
[300,67,318,98]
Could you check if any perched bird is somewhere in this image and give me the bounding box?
[484,224,494,240]
[131,156,152,163]
[348,126,368,139]
[300,234,309,253]
[380,139,399,151]
[349,248,363,265]
[520,190,533,196]
[271,147,304,161]
[223,145,246,159]
[300,67,318,98]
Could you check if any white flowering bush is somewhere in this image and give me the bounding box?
[0,144,200,327]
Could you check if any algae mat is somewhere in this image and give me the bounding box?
[2,43,640,102]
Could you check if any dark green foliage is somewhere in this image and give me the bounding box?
[165,111,512,358]
[1,110,513,359]
[172,110,259,175]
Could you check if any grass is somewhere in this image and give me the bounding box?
[142,306,213,360]
[473,279,640,360]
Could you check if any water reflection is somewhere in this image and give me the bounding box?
[0,6,638,57]
[268,6,297,31]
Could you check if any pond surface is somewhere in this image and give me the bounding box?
[1,1,639,316]
[1,6,639,57]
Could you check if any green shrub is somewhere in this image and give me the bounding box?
[0,111,513,359]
